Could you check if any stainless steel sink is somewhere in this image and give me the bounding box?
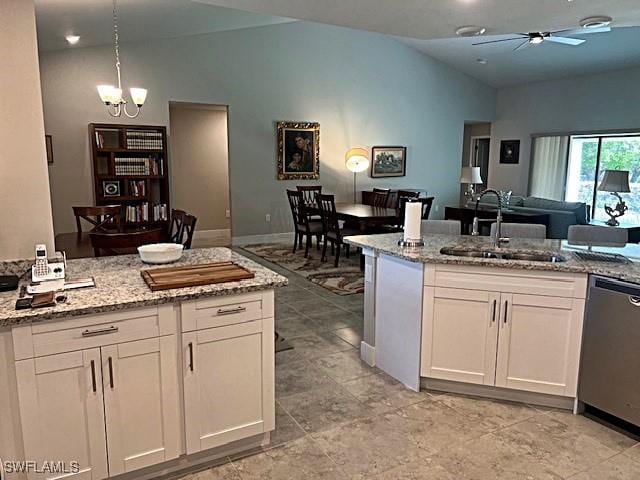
[439,248,499,259]
[501,252,566,263]
[440,247,566,263]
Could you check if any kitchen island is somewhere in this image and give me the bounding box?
[0,248,287,480]
[345,233,640,410]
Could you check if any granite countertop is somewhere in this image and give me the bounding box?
[0,248,288,327]
[345,233,640,285]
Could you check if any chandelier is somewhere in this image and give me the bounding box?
[97,0,147,118]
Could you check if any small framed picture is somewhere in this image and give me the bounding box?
[371,146,406,178]
[500,140,520,164]
[277,121,320,180]
[103,180,121,197]
[45,135,54,164]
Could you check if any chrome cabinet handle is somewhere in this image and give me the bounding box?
[491,299,497,323]
[217,306,246,315]
[188,342,194,372]
[629,296,640,307]
[503,300,509,325]
[82,326,119,337]
[108,357,114,389]
[90,360,97,393]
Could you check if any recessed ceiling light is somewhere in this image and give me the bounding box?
[65,34,80,45]
[455,25,487,37]
[476,58,488,65]
[580,16,612,29]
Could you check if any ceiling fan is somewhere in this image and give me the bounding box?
[473,26,611,51]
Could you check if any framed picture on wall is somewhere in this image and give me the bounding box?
[371,146,406,177]
[277,121,320,180]
[45,135,54,164]
[500,140,520,164]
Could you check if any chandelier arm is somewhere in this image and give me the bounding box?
[123,103,141,119]
[107,103,121,117]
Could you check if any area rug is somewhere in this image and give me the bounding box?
[241,243,364,295]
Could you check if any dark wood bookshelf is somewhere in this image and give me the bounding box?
[89,123,170,227]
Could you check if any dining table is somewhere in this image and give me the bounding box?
[307,202,399,232]
[55,225,166,259]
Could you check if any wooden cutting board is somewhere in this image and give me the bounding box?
[141,261,255,291]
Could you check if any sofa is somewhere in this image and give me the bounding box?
[477,196,590,239]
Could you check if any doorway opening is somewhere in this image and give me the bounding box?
[461,122,492,203]
[168,102,231,247]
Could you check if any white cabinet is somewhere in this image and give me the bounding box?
[495,293,584,396]
[181,293,275,455]
[421,265,587,398]
[422,287,499,386]
[15,349,108,480]
[102,337,180,476]
[13,307,180,480]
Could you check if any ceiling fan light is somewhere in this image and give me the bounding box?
[530,36,544,45]
[580,16,612,29]
[455,25,487,37]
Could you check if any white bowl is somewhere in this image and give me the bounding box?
[138,243,184,264]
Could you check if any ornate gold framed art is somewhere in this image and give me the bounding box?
[277,121,320,180]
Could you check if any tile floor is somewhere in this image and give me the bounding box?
[176,248,640,480]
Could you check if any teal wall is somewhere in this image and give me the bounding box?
[40,21,496,236]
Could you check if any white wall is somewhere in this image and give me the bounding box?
[489,66,640,195]
[40,21,496,237]
[0,0,54,260]
[169,104,230,232]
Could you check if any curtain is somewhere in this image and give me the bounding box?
[528,136,570,200]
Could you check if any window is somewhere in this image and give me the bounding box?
[565,134,640,223]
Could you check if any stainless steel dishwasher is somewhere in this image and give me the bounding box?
[579,276,640,426]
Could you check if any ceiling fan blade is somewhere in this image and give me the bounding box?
[553,26,611,36]
[472,37,526,46]
[546,36,586,46]
[514,40,530,51]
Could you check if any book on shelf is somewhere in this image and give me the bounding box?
[124,203,168,223]
[128,180,146,197]
[125,130,163,150]
[114,157,163,176]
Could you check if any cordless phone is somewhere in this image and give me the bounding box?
[31,244,66,283]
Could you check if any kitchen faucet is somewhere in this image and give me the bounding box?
[472,189,506,249]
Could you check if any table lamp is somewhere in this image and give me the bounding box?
[598,169,630,226]
[345,147,370,203]
[460,166,483,205]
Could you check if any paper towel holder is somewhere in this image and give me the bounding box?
[398,238,424,248]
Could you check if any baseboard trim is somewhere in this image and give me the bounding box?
[421,378,575,410]
[192,229,231,248]
[233,232,294,246]
[360,341,376,367]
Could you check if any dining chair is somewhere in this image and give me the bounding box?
[490,222,546,240]
[168,209,198,249]
[371,188,391,208]
[73,205,121,235]
[286,190,323,257]
[397,190,420,202]
[567,225,628,246]
[296,185,323,222]
[89,228,163,257]
[316,193,360,267]
[422,220,462,235]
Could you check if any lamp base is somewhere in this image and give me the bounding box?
[605,217,621,227]
[398,238,425,248]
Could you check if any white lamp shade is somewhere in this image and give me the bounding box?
[345,147,370,173]
[460,166,483,184]
[598,170,630,193]
[97,85,115,104]
[130,87,148,106]
[109,88,123,104]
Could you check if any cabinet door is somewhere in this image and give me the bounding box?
[183,318,275,454]
[102,337,180,476]
[421,287,500,385]
[495,293,584,396]
[15,349,108,480]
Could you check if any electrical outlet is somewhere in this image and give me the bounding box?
[265,214,271,222]
[225,209,230,218]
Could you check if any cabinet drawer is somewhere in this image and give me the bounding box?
[13,305,176,360]
[181,293,264,332]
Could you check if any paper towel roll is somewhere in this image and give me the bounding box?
[404,202,422,241]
